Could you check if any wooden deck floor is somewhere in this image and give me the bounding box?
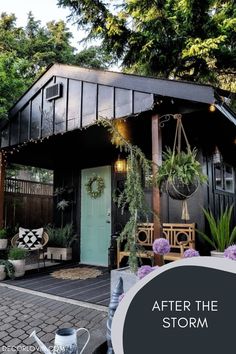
[4,264,110,306]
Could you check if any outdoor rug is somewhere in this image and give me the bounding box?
[50,266,102,280]
[4,264,110,306]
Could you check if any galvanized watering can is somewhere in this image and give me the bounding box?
[30,327,90,354]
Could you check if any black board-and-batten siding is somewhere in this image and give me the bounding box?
[2,63,231,149]
[1,77,153,148]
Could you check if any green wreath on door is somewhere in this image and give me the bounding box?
[85,174,105,199]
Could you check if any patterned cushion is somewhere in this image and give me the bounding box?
[18,227,43,250]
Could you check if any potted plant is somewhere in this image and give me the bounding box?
[196,205,236,257]
[0,229,8,250]
[156,147,207,200]
[0,260,15,280]
[8,247,28,277]
[46,223,77,261]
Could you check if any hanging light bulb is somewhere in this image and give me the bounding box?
[209,104,216,112]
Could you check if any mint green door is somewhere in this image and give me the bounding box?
[81,166,111,266]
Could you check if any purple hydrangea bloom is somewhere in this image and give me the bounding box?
[137,265,159,280]
[224,245,236,260]
[183,249,200,258]
[152,238,170,255]
[137,265,153,279]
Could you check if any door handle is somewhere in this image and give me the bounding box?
[106,209,111,223]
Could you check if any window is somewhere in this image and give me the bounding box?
[214,162,234,193]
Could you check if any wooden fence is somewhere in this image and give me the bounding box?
[4,178,53,229]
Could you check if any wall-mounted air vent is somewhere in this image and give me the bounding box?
[45,83,63,101]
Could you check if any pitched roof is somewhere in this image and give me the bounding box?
[1,64,235,149]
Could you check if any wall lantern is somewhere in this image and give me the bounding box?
[213,146,222,165]
[114,156,127,173]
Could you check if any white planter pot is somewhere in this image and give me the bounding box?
[210,250,224,258]
[47,247,72,261]
[0,265,6,280]
[9,259,26,277]
[111,267,139,294]
[0,239,8,250]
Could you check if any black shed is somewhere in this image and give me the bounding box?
[0,64,235,265]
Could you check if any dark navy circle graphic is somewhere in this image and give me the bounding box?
[122,266,236,354]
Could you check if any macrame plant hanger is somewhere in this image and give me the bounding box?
[168,114,198,220]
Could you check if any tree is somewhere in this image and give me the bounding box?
[75,46,112,69]
[58,0,236,92]
[0,52,31,120]
[0,12,111,120]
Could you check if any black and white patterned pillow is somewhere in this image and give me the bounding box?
[18,227,43,250]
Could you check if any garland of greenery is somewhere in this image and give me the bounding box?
[97,118,156,272]
[85,175,105,199]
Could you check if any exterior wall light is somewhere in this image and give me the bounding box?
[114,156,127,173]
[213,146,222,165]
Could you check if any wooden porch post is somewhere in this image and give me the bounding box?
[0,152,5,228]
[152,114,162,265]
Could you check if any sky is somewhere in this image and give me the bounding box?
[0,0,83,50]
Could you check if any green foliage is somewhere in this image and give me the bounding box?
[0,11,111,120]
[0,52,31,120]
[8,247,28,260]
[58,0,236,92]
[97,118,153,272]
[46,223,77,248]
[156,147,207,188]
[196,205,236,252]
[0,260,15,279]
[75,46,112,69]
[0,229,7,239]
[6,164,53,183]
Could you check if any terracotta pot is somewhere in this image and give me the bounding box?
[9,259,26,277]
[0,265,6,280]
[0,239,8,250]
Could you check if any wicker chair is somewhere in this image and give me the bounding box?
[11,231,49,271]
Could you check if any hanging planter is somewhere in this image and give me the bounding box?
[156,115,207,219]
[157,147,207,201]
[166,177,199,200]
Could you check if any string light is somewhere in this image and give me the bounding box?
[209,104,216,112]
[0,118,105,163]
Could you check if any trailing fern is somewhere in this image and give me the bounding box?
[97,118,156,272]
[156,147,207,189]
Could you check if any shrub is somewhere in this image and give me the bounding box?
[46,223,77,248]
[0,229,7,239]
[9,247,28,260]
